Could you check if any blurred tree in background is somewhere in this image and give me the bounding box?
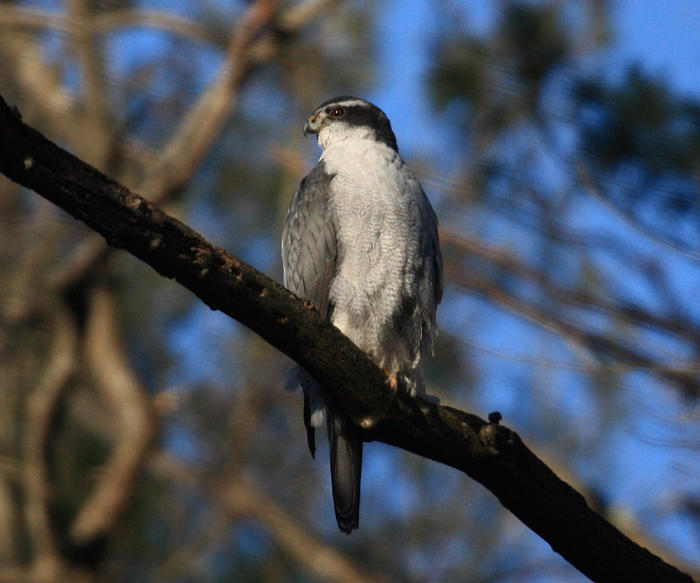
[0,1,697,582]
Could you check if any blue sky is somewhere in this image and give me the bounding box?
[372,0,700,153]
[612,0,700,97]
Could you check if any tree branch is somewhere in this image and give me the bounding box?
[451,262,700,395]
[71,286,158,547]
[18,0,332,317]
[151,452,387,583]
[441,230,700,344]
[23,305,77,581]
[0,95,693,583]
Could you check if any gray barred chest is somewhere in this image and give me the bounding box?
[322,140,430,366]
[328,226,425,370]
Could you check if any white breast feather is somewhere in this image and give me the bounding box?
[319,135,431,379]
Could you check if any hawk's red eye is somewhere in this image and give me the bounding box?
[329,107,344,118]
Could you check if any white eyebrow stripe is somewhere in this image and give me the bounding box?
[331,99,369,108]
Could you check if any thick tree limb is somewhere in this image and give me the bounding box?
[0,96,693,583]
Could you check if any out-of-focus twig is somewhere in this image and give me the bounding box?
[442,230,700,397]
[441,229,700,343]
[66,0,111,167]
[0,27,74,135]
[70,286,157,546]
[1,0,336,326]
[223,478,387,583]
[533,117,700,263]
[45,0,332,303]
[575,156,700,263]
[447,257,700,396]
[151,452,387,583]
[23,306,77,582]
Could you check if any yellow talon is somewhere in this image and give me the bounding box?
[385,371,398,390]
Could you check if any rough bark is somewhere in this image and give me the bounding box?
[0,95,693,583]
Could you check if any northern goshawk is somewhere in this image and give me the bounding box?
[282,96,443,533]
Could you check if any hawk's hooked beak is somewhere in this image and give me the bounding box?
[303,115,320,136]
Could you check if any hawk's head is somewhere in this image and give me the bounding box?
[304,96,398,152]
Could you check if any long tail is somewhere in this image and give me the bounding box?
[327,410,363,534]
[297,372,363,533]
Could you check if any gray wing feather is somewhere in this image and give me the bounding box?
[282,161,336,318]
[281,161,363,532]
[282,161,337,456]
[429,203,444,307]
